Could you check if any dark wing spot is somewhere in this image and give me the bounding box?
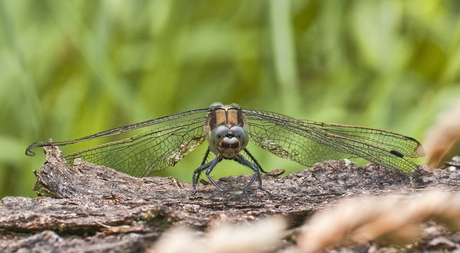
[390,150,404,158]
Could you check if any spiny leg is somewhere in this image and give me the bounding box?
[192,155,224,196]
[192,152,218,192]
[204,156,224,199]
[234,154,270,197]
[243,148,268,174]
[192,163,210,193]
[195,148,212,185]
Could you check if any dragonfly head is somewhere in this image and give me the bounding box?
[209,125,248,159]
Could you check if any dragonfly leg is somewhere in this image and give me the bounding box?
[205,156,224,193]
[201,148,211,165]
[192,155,223,193]
[243,149,268,174]
[195,148,212,184]
[234,154,269,194]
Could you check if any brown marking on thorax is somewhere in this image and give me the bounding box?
[205,105,247,138]
[204,105,250,159]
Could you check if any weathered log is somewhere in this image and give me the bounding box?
[1,146,460,252]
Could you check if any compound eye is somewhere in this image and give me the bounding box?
[209,125,230,152]
[229,126,248,148]
[213,125,229,140]
[229,126,244,137]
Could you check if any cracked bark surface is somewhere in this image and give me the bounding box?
[1,146,460,252]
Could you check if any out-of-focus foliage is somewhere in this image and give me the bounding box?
[0,0,459,198]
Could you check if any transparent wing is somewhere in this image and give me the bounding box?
[64,117,206,177]
[26,108,210,178]
[245,111,355,166]
[63,117,207,177]
[244,109,424,173]
[316,122,425,158]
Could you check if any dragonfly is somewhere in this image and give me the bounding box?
[26,103,425,195]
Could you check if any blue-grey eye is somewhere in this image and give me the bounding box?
[209,125,230,150]
[213,125,229,140]
[228,126,249,148]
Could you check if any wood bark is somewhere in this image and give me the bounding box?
[1,146,460,252]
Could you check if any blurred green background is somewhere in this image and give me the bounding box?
[1,0,459,198]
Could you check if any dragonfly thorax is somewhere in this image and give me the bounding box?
[205,104,250,160]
